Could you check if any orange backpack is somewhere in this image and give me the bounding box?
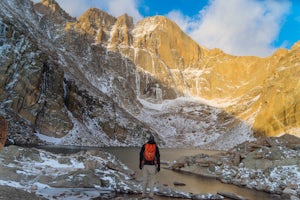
[144,143,156,161]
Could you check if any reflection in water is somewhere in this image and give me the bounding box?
[38,146,274,200]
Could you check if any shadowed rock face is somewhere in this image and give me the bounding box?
[0,20,73,138]
[0,0,299,148]
[0,0,156,146]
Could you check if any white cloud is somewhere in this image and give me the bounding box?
[167,0,291,57]
[166,11,193,33]
[107,0,143,22]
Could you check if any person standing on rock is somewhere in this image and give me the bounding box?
[139,134,160,199]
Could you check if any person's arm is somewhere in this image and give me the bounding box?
[139,145,145,169]
[156,146,160,172]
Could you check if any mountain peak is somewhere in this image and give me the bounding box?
[34,0,74,22]
[76,8,116,39]
[133,15,179,35]
[79,8,116,23]
[132,15,205,70]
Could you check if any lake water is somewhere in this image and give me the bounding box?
[102,147,274,200]
[38,146,275,200]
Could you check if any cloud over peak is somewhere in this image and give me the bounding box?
[167,0,291,57]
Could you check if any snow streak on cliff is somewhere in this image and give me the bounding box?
[0,0,299,150]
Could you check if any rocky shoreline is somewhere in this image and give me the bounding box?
[0,145,216,200]
[168,134,300,200]
[0,134,300,200]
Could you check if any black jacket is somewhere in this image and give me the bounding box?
[139,140,160,168]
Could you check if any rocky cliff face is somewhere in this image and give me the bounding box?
[0,0,299,149]
[0,0,155,147]
[253,44,300,136]
[73,6,300,138]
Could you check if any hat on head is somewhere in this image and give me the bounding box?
[148,134,155,142]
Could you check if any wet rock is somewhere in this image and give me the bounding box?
[173,181,186,186]
[217,191,248,200]
[155,185,191,198]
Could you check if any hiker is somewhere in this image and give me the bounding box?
[139,134,160,199]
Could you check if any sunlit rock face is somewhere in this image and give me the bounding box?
[76,9,300,138]
[253,43,300,137]
[0,0,299,148]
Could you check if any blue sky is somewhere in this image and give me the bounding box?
[32,0,300,57]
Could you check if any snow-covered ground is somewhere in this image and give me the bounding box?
[33,96,256,151]
[0,145,139,199]
[137,97,256,149]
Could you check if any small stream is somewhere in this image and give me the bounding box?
[39,146,274,200]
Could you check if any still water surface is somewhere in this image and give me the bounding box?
[102,147,274,200]
[40,146,274,200]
